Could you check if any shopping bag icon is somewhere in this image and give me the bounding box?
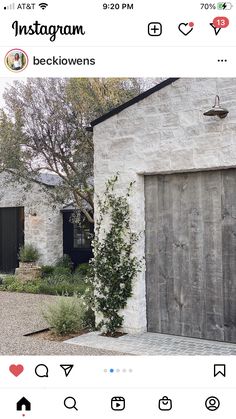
[158,396,172,411]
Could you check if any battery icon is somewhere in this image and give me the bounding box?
[217,2,233,9]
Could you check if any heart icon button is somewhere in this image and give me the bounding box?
[9,364,24,377]
[178,22,194,36]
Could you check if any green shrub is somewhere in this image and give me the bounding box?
[75,263,90,277]
[53,266,72,277]
[41,265,55,278]
[55,255,73,270]
[37,281,87,296]
[45,267,72,286]
[19,244,40,262]
[0,273,89,297]
[42,296,86,335]
[0,277,40,293]
[1,275,15,287]
[83,306,95,329]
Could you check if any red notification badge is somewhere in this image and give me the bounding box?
[213,16,229,28]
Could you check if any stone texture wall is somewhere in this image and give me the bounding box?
[93,78,236,333]
[0,174,63,265]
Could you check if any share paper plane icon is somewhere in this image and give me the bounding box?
[60,364,74,377]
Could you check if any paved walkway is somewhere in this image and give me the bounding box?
[66,331,236,355]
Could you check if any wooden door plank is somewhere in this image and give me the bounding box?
[222,169,236,342]
[201,171,224,341]
[145,175,161,332]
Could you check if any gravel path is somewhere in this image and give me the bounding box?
[0,292,125,355]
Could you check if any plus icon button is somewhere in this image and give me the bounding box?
[148,22,163,36]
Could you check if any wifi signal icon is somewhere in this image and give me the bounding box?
[39,2,48,9]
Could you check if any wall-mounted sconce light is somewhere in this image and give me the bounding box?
[203,95,229,119]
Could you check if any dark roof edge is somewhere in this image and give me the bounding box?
[87,78,180,131]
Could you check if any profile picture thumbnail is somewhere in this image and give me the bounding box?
[4,49,28,72]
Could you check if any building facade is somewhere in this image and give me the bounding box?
[93,78,236,343]
[0,173,93,272]
[0,173,63,271]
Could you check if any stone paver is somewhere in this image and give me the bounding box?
[0,292,125,355]
[65,331,236,355]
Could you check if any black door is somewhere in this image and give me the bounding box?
[0,207,24,273]
[63,211,93,268]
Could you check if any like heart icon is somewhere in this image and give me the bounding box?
[178,22,194,36]
[9,364,24,377]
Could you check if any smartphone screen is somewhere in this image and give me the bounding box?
[0,1,235,417]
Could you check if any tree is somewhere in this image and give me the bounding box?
[0,78,141,223]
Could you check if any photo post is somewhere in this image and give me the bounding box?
[0,0,236,417]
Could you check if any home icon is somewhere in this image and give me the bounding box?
[16,397,31,411]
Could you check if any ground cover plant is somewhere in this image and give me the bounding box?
[0,262,90,296]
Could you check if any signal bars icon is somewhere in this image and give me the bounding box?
[4,3,15,9]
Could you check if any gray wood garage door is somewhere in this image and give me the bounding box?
[145,169,236,343]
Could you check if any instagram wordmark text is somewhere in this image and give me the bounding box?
[12,20,86,42]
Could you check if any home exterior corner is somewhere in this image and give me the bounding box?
[93,78,236,341]
[0,172,63,271]
[0,172,93,273]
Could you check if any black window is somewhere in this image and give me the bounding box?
[73,223,92,249]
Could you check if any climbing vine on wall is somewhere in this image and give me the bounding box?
[89,174,142,336]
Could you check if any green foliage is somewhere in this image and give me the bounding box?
[67,78,141,122]
[1,277,40,293]
[42,296,86,336]
[41,265,55,278]
[0,78,141,223]
[82,306,95,330]
[74,263,90,277]
[1,275,15,286]
[0,272,89,296]
[55,255,73,270]
[52,266,72,278]
[38,282,87,296]
[88,176,142,335]
[19,244,40,262]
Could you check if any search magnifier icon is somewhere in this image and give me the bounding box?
[64,397,78,411]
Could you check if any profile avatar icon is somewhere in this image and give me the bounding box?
[205,396,220,411]
[5,49,28,72]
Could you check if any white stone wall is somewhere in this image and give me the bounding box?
[0,174,63,265]
[93,78,236,333]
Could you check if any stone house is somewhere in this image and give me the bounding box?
[0,172,93,272]
[92,78,236,343]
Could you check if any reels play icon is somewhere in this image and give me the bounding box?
[111,397,125,411]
